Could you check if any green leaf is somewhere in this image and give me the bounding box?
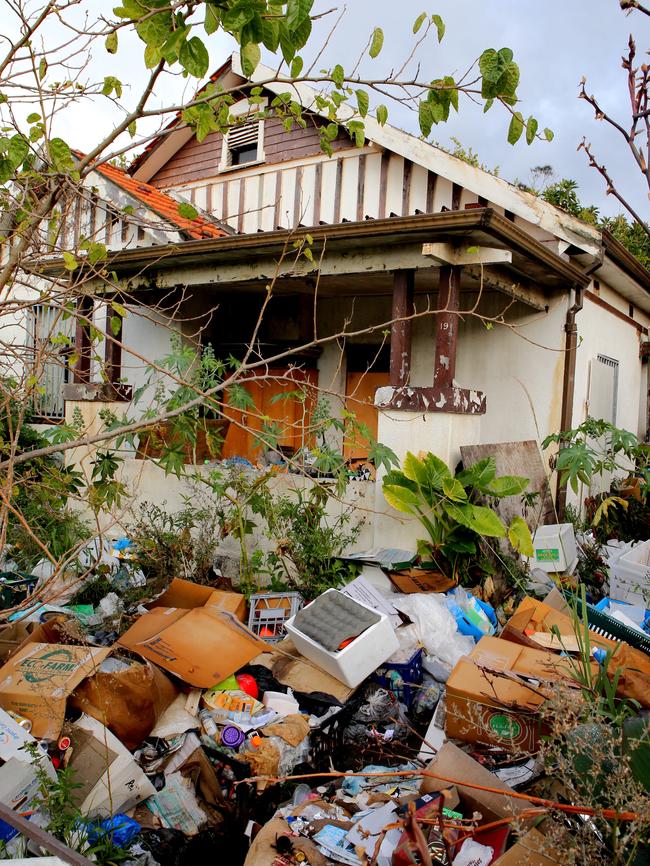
[508,516,534,556]
[49,137,74,171]
[432,14,445,42]
[355,89,369,118]
[144,42,162,68]
[63,251,77,271]
[26,113,40,124]
[483,98,494,113]
[418,101,434,137]
[205,4,220,35]
[128,120,136,138]
[383,483,421,515]
[331,63,345,88]
[110,316,122,336]
[179,36,209,78]
[102,76,123,98]
[544,127,554,142]
[369,27,384,58]
[178,202,198,220]
[402,452,428,485]
[442,477,468,503]
[290,55,303,78]
[482,475,529,497]
[38,58,47,80]
[376,104,388,125]
[456,457,496,489]
[444,501,506,537]
[413,12,427,33]
[525,116,538,145]
[507,111,524,145]
[105,31,118,54]
[87,242,107,264]
[241,41,261,77]
[287,0,313,30]
[111,300,127,318]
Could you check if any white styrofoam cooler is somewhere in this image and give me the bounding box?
[526,523,577,573]
[608,539,650,605]
[284,588,399,687]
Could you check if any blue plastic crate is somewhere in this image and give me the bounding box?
[372,647,423,708]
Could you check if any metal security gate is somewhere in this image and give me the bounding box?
[30,304,72,421]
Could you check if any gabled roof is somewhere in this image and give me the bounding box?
[129,53,602,256]
[89,159,230,240]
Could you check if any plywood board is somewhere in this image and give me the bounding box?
[460,440,555,529]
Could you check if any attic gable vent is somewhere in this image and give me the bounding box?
[222,116,263,169]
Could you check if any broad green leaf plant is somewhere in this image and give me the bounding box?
[383,451,533,582]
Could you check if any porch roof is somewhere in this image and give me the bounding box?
[38,209,591,301]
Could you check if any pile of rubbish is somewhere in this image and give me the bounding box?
[0,523,647,865]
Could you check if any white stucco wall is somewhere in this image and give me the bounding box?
[454,294,569,446]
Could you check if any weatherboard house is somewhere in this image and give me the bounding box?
[9,53,650,545]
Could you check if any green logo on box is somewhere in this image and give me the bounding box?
[488,713,521,739]
[536,548,560,562]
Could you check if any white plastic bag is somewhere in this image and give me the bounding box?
[391,593,474,667]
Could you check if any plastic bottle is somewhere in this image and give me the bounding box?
[199,709,218,738]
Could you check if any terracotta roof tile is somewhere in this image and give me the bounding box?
[90,159,229,240]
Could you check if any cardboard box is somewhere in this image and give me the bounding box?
[0,758,43,843]
[493,828,561,865]
[0,642,109,739]
[421,742,530,824]
[0,707,56,780]
[67,713,156,817]
[69,659,179,750]
[502,596,650,709]
[445,636,581,752]
[387,568,456,595]
[148,578,247,622]
[117,605,264,688]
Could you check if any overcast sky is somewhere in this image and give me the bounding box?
[41,0,650,221]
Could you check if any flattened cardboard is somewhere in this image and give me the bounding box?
[117,605,265,688]
[503,596,650,708]
[387,568,456,595]
[67,713,156,816]
[421,742,529,824]
[148,578,247,622]
[493,828,561,865]
[0,642,109,739]
[251,637,355,704]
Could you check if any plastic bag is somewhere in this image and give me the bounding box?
[391,594,474,667]
[446,587,496,641]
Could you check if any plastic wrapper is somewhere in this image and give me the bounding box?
[411,673,441,721]
[392,593,474,667]
[85,813,141,848]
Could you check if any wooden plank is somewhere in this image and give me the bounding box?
[385,155,404,217]
[378,151,391,219]
[356,154,367,221]
[426,171,437,212]
[401,159,413,216]
[363,152,382,219]
[313,162,322,225]
[434,265,460,389]
[459,440,556,529]
[332,158,344,223]
[104,304,122,384]
[73,295,93,384]
[339,156,359,222]
[293,165,304,227]
[390,270,414,387]
[0,799,94,866]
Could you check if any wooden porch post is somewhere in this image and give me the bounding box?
[104,305,123,384]
[73,295,93,384]
[433,265,461,389]
[390,269,415,387]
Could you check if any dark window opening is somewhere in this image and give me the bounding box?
[231,143,258,166]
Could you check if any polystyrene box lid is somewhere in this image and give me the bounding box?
[619,540,650,567]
